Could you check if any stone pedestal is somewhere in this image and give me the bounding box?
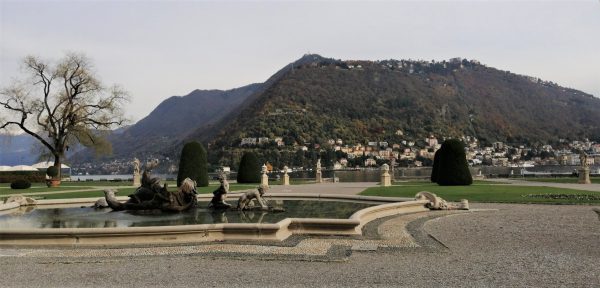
[283,166,290,186]
[283,173,290,185]
[133,172,141,187]
[316,171,322,183]
[261,173,269,187]
[380,164,391,187]
[261,164,269,187]
[578,168,591,184]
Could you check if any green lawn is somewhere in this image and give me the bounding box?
[521,177,600,184]
[0,186,86,195]
[361,182,600,205]
[392,179,509,186]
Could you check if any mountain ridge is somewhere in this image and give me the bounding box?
[70,54,600,168]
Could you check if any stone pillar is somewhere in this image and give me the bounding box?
[380,164,391,187]
[283,166,290,186]
[261,164,269,187]
[316,159,323,183]
[316,170,322,183]
[578,167,591,184]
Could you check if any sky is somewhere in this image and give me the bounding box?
[1,0,599,122]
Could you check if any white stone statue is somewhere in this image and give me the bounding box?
[315,159,323,183]
[133,158,140,175]
[132,157,141,187]
[283,165,290,186]
[415,191,469,210]
[237,185,269,210]
[381,163,391,186]
[261,163,268,174]
[261,163,269,187]
[580,152,589,168]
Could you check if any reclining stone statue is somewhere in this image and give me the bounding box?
[235,185,284,212]
[103,171,198,212]
[415,191,469,210]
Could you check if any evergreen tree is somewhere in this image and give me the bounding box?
[432,139,473,186]
[237,152,261,183]
[430,149,441,183]
[177,141,208,187]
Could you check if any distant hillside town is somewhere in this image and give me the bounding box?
[67,135,599,176]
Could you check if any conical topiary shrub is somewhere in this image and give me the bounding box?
[431,139,473,186]
[177,141,209,187]
[430,149,441,183]
[237,152,261,183]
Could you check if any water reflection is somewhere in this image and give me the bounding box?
[0,200,374,229]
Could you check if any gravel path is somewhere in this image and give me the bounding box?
[1,203,598,287]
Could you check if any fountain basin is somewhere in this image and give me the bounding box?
[0,193,429,247]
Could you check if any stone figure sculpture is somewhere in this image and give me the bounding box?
[237,184,269,210]
[415,191,469,210]
[133,158,140,175]
[208,174,232,209]
[132,157,141,186]
[104,171,198,212]
[580,152,589,168]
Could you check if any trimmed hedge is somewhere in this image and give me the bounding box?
[177,141,209,187]
[237,152,261,183]
[0,171,45,183]
[431,139,473,186]
[10,179,32,189]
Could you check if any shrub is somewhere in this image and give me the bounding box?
[10,179,31,189]
[430,149,441,183]
[46,166,59,178]
[237,152,261,183]
[431,139,473,186]
[177,141,209,187]
[0,171,45,183]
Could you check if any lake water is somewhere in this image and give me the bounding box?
[69,165,600,183]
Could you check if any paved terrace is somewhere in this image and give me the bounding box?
[1,180,599,287]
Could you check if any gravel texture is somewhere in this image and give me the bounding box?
[1,203,599,287]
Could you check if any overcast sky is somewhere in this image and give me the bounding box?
[1,0,599,122]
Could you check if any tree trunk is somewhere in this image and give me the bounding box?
[53,154,61,180]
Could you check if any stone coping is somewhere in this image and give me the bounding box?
[0,194,429,247]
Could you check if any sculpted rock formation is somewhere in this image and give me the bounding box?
[104,171,197,212]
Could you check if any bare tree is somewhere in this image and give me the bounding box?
[0,53,129,180]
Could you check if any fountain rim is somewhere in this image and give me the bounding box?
[0,193,430,247]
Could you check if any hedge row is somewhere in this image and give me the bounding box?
[0,171,46,183]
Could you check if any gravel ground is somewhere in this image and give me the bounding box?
[1,203,598,287]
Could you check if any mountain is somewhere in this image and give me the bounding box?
[71,83,262,161]
[0,134,40,165]
[184,55,600,148]
[71,54,600,168]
